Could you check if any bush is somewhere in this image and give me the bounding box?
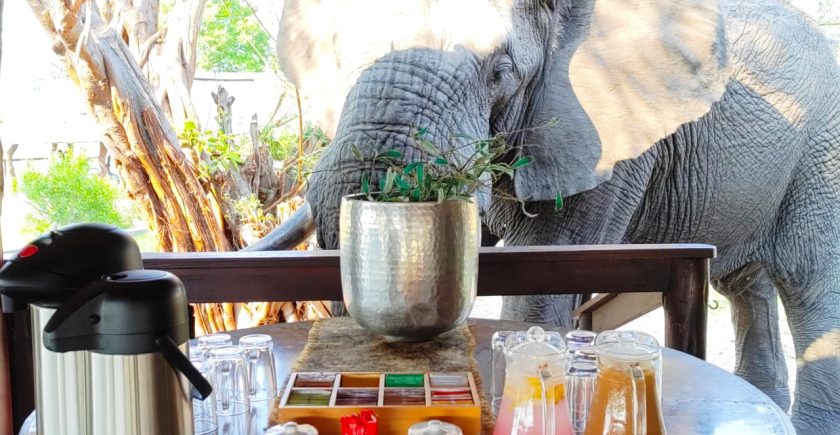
[15,149,130,235]
[261,123,329,181]
[198,0,272,72]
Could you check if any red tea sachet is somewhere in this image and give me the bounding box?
[340,409,378,435]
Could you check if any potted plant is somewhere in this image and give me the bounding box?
[339,129,535,342]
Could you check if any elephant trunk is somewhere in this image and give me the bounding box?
[242,201,316,251]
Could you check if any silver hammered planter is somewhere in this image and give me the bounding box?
[339,195,480,342]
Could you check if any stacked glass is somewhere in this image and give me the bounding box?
[191,333,278,435]
[564,330,598,435]
[190,359,219,435]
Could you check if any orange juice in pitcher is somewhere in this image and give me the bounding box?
[493,326,574,435]
[584,331,666,435]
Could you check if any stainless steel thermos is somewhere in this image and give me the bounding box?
[0,224,212,435]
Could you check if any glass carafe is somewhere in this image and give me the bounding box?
[584,330,666,435]
[493,326,574,435]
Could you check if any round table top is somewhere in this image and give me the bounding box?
[220,318,794,435]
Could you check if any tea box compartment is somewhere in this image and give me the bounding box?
[275,372,481,434]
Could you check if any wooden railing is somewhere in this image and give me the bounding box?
[3,244,715,431]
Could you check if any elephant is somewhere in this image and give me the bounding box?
[256,0,840,431]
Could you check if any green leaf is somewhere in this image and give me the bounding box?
[418,139,439,155]
[416,127,429,138]
[378,150,402,160]
[361,173,371,197]
[555,192,564,210]
[489,164,514,178]
[433,157,448,165]
[395,176,411,190]
[351,145,364,162]
[511,156,533,169]
[403,162,421,174]
[416,164,425,186]
[382,170,396,194]
[437,187,446,204]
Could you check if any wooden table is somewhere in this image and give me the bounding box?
[219,318,794,435]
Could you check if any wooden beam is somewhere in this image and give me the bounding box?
[575,292,663,332]
[143,245,715,303]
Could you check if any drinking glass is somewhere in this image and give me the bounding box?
[565,330,596,354]
[197,333,232,360]
[191,359,219,435]
[239,334,278,401]
[566,345,597,435]
[208,345,251,435]
[490,330,516,415]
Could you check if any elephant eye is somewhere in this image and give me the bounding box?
[493,55,514,80]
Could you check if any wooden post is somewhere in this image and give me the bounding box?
[663,258,709,360]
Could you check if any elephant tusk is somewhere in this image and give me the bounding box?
[242,201,316,251]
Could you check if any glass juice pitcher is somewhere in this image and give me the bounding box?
[493,326,574,435]
[584,330,666,435]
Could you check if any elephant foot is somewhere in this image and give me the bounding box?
[750,383,791,413]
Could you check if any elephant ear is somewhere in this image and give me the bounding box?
[515,0,729,201]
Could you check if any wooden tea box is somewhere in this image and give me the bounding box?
[274,371,482,434]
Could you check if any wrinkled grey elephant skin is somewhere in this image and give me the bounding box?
[272,0,840,431]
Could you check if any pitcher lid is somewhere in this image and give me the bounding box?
[408,420,463,435]
[506,326,567,357]
[265,422,319,435]
[594,330,660,360]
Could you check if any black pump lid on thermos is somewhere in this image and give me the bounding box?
[43,270,190,354]
[0,223,143,311]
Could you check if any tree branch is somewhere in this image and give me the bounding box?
[137,28,164,68]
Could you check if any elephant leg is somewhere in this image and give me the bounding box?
[500,294,584,327]
[773,259,840,433]
[714,263,791,410]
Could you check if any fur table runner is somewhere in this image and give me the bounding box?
[270,317,495,433]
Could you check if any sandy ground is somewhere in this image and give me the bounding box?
[470,292,798,406]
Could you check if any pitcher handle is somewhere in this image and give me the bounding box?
[629,363,647,435]
[539,367,556,435]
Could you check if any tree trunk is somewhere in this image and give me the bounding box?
[153,0,205,127]
[27,0,231,253]
[4,144,15,180]
[97,142,110,177]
